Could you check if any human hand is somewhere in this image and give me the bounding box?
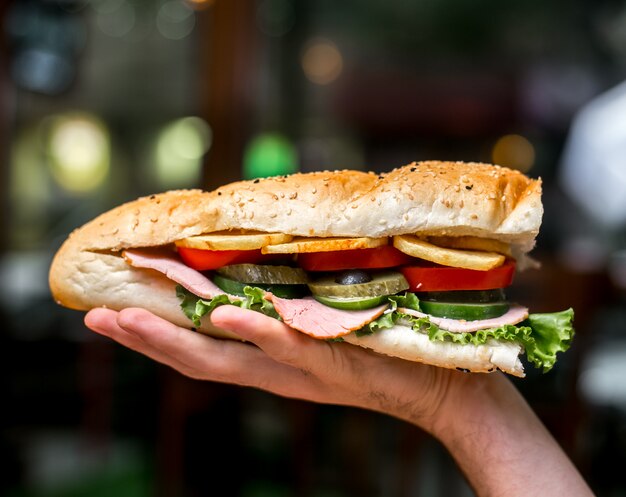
[84,305,457,433]
[84,305,595,496]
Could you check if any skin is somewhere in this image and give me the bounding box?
[85,305,595,497]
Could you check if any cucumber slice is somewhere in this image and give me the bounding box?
[212,274,307,299]
[216,264,308,285]
[308,271,408,298]
[417,289,506,304]
[314,295,387,310]
[419,301,510,321]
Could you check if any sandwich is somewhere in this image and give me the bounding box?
[49,160,574,377]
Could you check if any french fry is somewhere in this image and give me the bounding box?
[175,231,293,251]
[393,235,505,271]
[262,237,388,254]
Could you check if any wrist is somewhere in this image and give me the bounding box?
[430,372,518,444]
[426,372,594,496]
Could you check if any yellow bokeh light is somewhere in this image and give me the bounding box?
[155,116,212,189]
[301,38,343,85]
[47,113,110,194]
[491,134,535,173]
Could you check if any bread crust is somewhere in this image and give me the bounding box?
[55,161,541,254]
[210,161,542,246]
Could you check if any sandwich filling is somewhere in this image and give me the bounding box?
[121,230,574,376]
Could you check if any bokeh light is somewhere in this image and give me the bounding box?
[185,0,215,11]
[96,0,136,38]
[155,116,212,189]
[491,134,535,172]
[157,0,196,40]
[243,133,298,179]
[47,113,110,194]
[301,38,343,85]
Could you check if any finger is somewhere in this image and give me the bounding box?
[209,305,355,377]
[85,308,192,373]
[110,308,321,395]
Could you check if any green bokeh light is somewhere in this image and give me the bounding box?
[243,133,298,179]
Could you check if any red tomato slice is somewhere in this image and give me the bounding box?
[297,246,416,271]
[177,247,270,271]
[400,261,516,291]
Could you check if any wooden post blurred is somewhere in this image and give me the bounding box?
[197,0,259,191]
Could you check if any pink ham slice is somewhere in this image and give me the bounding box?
[398,305,529,333]
[122,249,240,301]
[271,296,388,339]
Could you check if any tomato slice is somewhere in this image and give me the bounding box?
[177,247,271,271]
[297,246,416,271]
[400,261,516,291]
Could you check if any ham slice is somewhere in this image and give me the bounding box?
[397,305,529,333]
[122,249,240,301]
[271,296,388,339]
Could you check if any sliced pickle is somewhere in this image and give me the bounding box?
[308,271,409,298]
[216,264,308,285]
[212,274,307,299]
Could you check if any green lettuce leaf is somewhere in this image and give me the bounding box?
[175,286,575,373]
[356,292,420,336]
[522,308,575,371]
[398,308,575,372]
[175,285,278,327]
[387,292,421,312]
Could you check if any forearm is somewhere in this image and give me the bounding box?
[425,373,593,497]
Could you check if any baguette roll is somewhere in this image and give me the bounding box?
[49,161,544,376]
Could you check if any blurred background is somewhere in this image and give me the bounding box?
[1,0,626,495]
